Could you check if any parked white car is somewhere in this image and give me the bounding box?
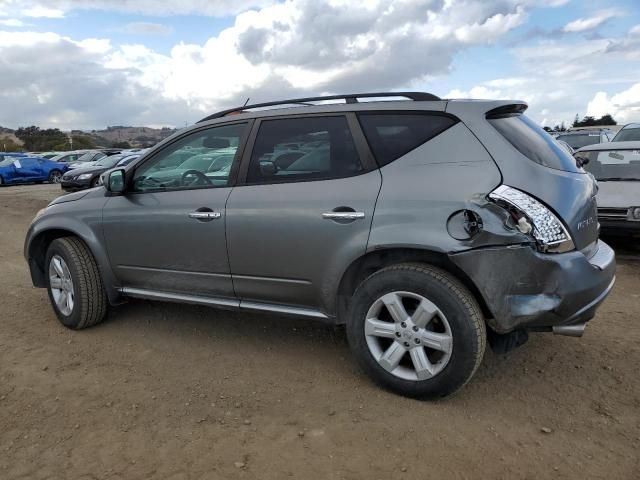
[575,141,640,236]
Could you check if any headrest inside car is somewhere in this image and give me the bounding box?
[203,137,230,149]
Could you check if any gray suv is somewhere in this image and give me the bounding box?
[24,92,616,398]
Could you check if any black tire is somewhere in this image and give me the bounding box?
[90,177,99,188]
[0,176,4,186]
[45,237,108,329]
[346,263,486,399]
[48,170,62,183]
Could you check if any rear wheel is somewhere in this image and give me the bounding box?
[48,170,62,183]
[45,237,108,329]
[346,263,486,399]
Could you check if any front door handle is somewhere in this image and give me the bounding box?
[188,211,221,220]
[322,211,365,220]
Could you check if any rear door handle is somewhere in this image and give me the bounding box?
[188,211,221,220]
[322,212,365,220]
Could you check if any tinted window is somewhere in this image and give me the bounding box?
[133,123,246,192]
[489,114,583,173]
[555,133,601,149]
[613,127,640,142]
[246,116,363,184]
[358,113,458,166]
[582,149,640,181]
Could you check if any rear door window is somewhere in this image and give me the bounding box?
[246,116,363,184]
[489,114,583,173]
[357,113,458,166]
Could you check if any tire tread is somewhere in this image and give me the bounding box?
[50,237,107,329]
[351,262,486,397]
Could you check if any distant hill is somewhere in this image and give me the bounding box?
[89,126,177,148]
[0,125,177,150]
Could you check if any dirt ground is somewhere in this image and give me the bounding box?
[1,184,639,480]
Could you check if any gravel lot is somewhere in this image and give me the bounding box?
[1,184,639,479]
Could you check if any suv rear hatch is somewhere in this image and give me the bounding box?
[447,101,599,251]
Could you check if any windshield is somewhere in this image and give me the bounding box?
[582,149,640,181]
[0,157,16,167]
[555,133,601,149]
[613,127,640,142]
[489,114,583,173]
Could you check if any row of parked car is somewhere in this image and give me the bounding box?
[0,148,146,187]
[552,123,640,152]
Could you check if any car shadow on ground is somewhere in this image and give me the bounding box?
[94,296,610,404]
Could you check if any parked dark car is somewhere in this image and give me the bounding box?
[0,156,68,185]
[25,92,615,399]
[61,153,141,191]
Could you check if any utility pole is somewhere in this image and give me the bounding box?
[69,135,73,151]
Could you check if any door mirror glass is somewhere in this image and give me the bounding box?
[106,169,125,193]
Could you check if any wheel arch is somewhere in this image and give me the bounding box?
[334,247,493,324]
[26,225,121,304]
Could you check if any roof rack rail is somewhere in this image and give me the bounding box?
[197,91,441,123]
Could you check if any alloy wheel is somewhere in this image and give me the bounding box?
[49,255,75,316]
[364,291,453,381]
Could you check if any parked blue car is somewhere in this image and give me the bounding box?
[0,155,69,185]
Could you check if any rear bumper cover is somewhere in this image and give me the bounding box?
[450,240,616,333]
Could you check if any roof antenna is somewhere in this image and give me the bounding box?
[243,97,250,107]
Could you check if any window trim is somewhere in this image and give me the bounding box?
[124,119,253,195]
[236,112,377,187]
[356,110,460,168]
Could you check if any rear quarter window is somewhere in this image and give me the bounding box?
[357,113,458,166]
[488,114,583,173]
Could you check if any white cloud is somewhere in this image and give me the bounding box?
[0,18,25,26]
[0,0,635,130]
[0,0,274,18]
[119,22,174,35]
[587,84,640,123]
[562,10,619,33]
[21,6,65,18]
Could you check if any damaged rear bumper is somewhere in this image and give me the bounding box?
[449,240,616,334]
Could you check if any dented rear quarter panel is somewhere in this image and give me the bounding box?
[367,122,529,254]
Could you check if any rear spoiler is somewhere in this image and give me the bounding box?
[486,103,528,119]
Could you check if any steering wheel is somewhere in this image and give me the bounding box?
[181,169,213,187]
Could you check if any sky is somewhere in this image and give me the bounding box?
[0,0,638,130]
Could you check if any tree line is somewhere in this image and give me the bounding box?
[1,126,135,152]
[544,113,617,133]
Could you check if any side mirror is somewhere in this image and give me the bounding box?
[259,160,278,177]
[105,169,126,193]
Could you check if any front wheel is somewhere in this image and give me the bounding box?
[48,170,62,183]
[46,237,108,329]
[346,263,486,399]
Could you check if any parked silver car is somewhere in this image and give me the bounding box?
[612,123,640,142]
[24,92,615,398]
[575,141,640,235]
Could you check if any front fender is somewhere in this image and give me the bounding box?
[24,196,122,305]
